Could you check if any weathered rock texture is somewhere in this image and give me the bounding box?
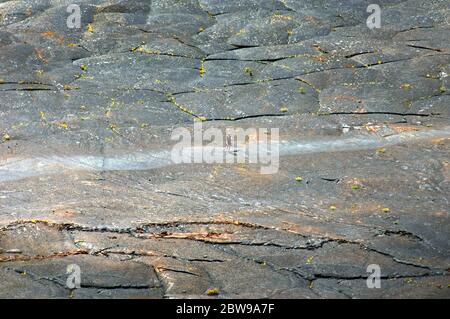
[0,0,449,298]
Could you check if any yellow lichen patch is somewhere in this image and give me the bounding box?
[298,79,321,93]
[404,100,413,108]
[166,93,195,116]
[306,256,314,264]
[236,28,246,36]
[376,147,386,154]
[244,67,253,76]
[298,87,306,94]
[39,111,46,121]
[294,176,303,182]
[439,86,446,93]
[133,46,162,55]
[109,98,117,107]
[63,84,75,90]
[206,288,219,296]
[400,83,411,90]
[199,60,206,77]
[80,64,87,71]
[198,26,205,33]
[381,207,390,213]
[279,106,288,113]
[348,178,363,190]
[67,43,78,48]
[271,13,293,23]
[87,24,94,33]
[2,133,10,142]
[196,116,207,122]
[109,123,118,132]
[57,122,69,129]
[329,205,337,210]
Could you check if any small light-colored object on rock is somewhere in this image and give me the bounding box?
[6,249,22,254]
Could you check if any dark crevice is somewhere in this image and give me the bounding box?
[0,88,55,92]
[319,111,433,117]
[80,284,154,290]
[204,113,289,122]
[407,44,443,52]
[155,267,200,277]
[312,272,444,281]
[345,51,375,58]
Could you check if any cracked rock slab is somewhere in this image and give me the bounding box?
[1,0,449,299]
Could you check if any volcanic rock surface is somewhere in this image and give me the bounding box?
[0,0,449,298]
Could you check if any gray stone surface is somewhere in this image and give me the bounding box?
[0,0,449,298]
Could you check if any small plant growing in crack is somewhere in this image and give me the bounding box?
[206,288,219,296]
[244,67,253,76]
[2,133,10,142]
[199,59,206,77]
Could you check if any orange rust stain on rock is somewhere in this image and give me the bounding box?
[0,249,87,263]
[41,31,55,38]
[312,55,328,62]
[388,123,421,133]
[281,221,346,239]
[34,47,48,63]
[51,209,78,218]
[41,31,65,44]
[430,137,450,145]
[139,231,232,242]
